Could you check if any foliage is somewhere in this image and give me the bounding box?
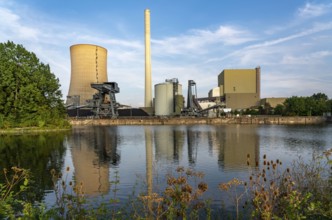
[219,178,247,220]
[0,132,67,204]
[283,93,330,116]
[0,167,29,219]
[216,150,332,220]
[256,93,331,116]
[0,41,69,128]
[134,166,209,219]
[274,104,285,115]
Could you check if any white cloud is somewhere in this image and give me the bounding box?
[0,7,39,40]
[249,22,332,50]
[152,25,255,56]
[297,2,331,18]
[281,50,332,65]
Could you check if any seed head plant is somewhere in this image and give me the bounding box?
[137,166,209,219]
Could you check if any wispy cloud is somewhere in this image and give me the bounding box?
[249,22,332,49]
[297,2,332,18]
[0,7,40,40]
[281,50,332,65]
[153,25,255,55]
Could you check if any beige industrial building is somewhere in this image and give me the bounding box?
[218,67,261,109]
[260,97,286,108]
[67,44,108,106]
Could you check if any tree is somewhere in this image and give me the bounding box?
[0,41,68,128]
[283,94,330,116]
[311,93,328,101]
[274,104,285,115]
[310,93,329,116]
[284,96,306,116]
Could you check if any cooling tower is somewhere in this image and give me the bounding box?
[67,44,108,105]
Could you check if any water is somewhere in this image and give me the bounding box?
[0,124,331,209]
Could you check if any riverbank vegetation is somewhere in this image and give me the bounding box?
[257,93,332,116]
[1,149,331,219]
[0,41,69,129]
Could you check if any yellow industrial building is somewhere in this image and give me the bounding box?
[218,67,261,110]
[260,97,287,108]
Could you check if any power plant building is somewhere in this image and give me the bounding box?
[218,67,260,109]
[67,44,108,106]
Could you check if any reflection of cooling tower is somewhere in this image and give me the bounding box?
[71,145,110,195]
[67,44,108,105]
[70,126,120,196]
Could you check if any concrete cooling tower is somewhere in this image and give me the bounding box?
[67,44,108,106]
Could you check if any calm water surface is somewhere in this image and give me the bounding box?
[1,124,331,208]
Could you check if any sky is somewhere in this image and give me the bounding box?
[1,0,332,107]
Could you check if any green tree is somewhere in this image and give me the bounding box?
[283,94,330,116]
[284,96,306,116]
[310,93,329,116]
[0,41,68,128]
[274,104,285,115]
[311,92,328,101]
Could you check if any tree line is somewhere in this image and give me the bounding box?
[0,41,69,128]
[263,93,332,116]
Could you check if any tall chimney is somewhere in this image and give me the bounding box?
[144,9,152,108]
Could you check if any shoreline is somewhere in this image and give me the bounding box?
[0,127,71,135]
[69,116,327,126]
[0,116,327,134]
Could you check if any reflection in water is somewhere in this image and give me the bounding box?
[153,125,259,169]
[70,126,120,195]
[2,124,330,209]
[215,125,259,169]
[145,126,153,214]
[0,132,67,202]
[187,127,199,165]
[154,126,185,163]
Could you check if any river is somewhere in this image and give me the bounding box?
[0,124,331,211]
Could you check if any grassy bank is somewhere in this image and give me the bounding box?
[0,127,71,135]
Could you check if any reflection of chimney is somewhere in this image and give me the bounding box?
[145,127,153,196]
[145,9,152,107]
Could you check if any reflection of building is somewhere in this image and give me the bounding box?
[214,125,259,169]
[154,126,184,162]
[70,127,120,195]
[187,127,200,165]
[218,67,260,109]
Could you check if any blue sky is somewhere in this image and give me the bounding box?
[1,0,332,107]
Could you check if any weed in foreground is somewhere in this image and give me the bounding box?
[136,166,209,219]
[0,167,30,219]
